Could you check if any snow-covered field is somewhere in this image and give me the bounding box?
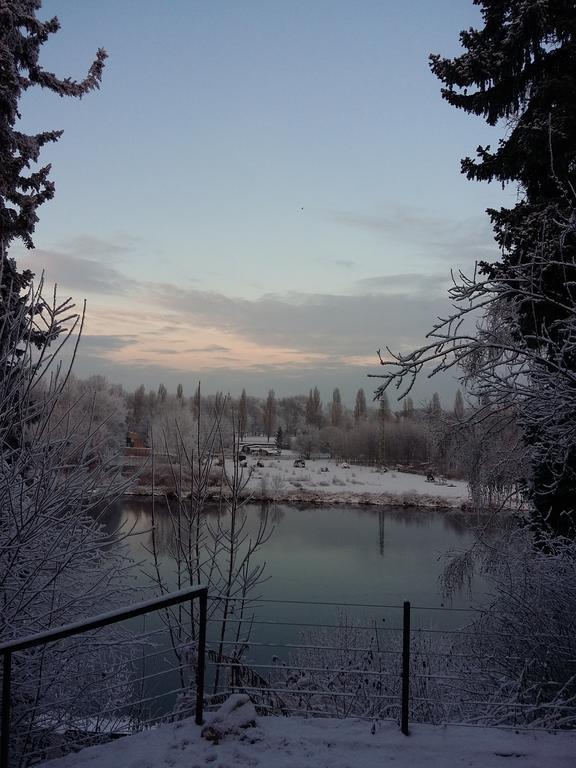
[41,709,576,768]
[234,454,469,509]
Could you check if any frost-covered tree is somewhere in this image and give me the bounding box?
[375,0,576,535]
[430,0,576,535]
[263,389,277,442]
[278,395,305,436]
[0,6,136,760]
[353,388,367,423]
[453,389,465,420]
[238,388,248,438]
[157,382,168,404]
[305,386,323,429]
[378,391,393,423]
[402,397,414,420]
[47,374,127,463]
[330,387,343,428]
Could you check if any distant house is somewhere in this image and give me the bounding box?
[125,431,150,458]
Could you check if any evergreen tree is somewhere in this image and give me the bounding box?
[354,388,367,423]
[275,426,284,451]
[0,0,107,446]
[330,387,343,427]
[431,392,442,417]
[430,0,576,535]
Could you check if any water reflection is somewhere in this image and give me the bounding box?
[106,498,487,610]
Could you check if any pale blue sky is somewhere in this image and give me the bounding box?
[16,0,511,404]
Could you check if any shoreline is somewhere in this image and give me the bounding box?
[122,485,469,510]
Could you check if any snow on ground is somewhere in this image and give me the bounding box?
[41,711,576,768]
[233,455,469,508]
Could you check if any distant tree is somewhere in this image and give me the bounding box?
[238,388,248,438]
[158,382,168,403]
[402,397,414,420]
[293,427,321,459]
[305,387,323,429]
[275,426,284,451]
[129,383,147,432]
[378,392,393,423]
[176,382,184,403]
[278,395,305,435]
[454,389,465,420]
[431,392,442,417]
[246,394,264,435]
[354,388,367,423]
[330,387,343,427]
[147,389,158,418]
[211,390,225,416]
[191,383,201,421]
[263,389,277,441]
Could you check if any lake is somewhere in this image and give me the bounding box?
[100,499,489,718]
[109,497,485,609]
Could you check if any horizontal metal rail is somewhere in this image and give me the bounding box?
[1,585,208,768]
[0,586,207,656]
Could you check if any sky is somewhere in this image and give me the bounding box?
[15,0,513,406]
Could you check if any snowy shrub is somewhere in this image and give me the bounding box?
[263,612,445,724]
[443,532,576,728]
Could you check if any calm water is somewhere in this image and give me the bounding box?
[102,499,488,716]
[108,498,484,609]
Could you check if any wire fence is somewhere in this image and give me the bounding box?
[204,596,576,733]
[3,592,575,767]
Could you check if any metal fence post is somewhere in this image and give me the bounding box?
[195,588,207,726]
[401,601,410,736]
[1,651,12,768]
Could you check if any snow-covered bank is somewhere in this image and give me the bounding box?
[126,458,471,510]
[41,713,576,768]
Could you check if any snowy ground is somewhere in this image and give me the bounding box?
[234,455,470,509]
[41,710,576,768]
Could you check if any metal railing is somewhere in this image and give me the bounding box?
[204,596,576,733]
[0,585,208,768]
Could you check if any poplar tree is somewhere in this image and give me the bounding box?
[354,388,367,423]
[454,390,465,421]
[305,387,323,429]
[378,392,393,423]
[238,388,248,438]
[263,389,276,442]
[331,387,343,427]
